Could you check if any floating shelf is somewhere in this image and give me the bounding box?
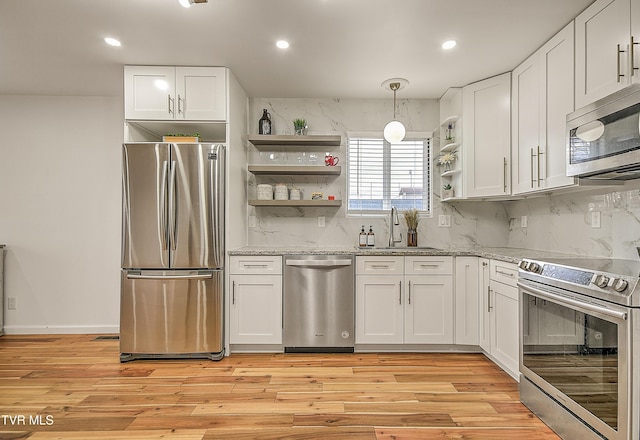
[248,165,341,176]
[441,169,462,178]
[440,115,460,127]
[248,199,342,207]
[248,134,341,149]
[440,142,460,153]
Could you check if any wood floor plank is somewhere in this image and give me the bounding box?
[0,335,560,439]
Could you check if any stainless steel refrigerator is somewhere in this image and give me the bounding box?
[120,142,225,362]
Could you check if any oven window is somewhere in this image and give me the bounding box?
[569,102,640,164]
[522,293,619,431]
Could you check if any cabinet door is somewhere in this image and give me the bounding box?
[230,275,282,344]
[540,22,576,190]
[355,275,403,344]
[124,66,176,120]
[463,73,512,198]
[175,67,227,121]
[405,275,454,344]
[575,0,631,108]
[512,54,541,195]
[454,257,479,345]
[478,259,491,352]
[490,280,519,377]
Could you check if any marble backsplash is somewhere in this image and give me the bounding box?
[246,97,509,250]
[505,181,640,260]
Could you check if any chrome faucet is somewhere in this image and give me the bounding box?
[389,206,403,247]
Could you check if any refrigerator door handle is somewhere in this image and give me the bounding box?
[159,160,169,251]
[168,160,177,251]
[126,273,213,280]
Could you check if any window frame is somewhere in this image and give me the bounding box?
[346,131,433,218]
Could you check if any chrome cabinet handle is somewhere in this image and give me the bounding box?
[408,281,412,305]
[242,264,269,268]
[537,146,543,185]
[530,148,535,188]
[632,36,639,77]
[618,44,627,82]
[488,286,493,312]
[496,269,514,277]
[232,280,236,305]
[178,94,184,115]
[503,157,508,192]
[168,94,174,115]
[419,264,440,268]
[399,280,402,305]
[371,264,391,269]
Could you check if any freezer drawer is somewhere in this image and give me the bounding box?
[120,270,223,361]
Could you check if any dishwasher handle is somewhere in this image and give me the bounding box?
[285,259,352,267]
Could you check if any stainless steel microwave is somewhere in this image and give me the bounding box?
[567,83,640,180]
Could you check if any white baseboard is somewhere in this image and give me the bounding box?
[1,325,119,335]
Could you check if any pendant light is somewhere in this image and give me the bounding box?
[382,78,408,144]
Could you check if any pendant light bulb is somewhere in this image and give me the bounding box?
[383,81,406,143]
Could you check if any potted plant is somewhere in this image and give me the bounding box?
[442,184,454,199]
[403,208,420,247]
[293,118,307,135]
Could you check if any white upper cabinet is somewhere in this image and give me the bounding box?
[463,73,512,198]
[125,66,227,121]
[575,0,634,108]
[512,22,576,195]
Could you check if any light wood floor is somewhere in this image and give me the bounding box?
[0,335,560,439]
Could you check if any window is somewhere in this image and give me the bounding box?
[347,133,431,215]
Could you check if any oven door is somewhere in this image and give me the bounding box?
[518,279,630,440]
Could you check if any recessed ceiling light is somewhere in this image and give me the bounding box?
[104,37,121,47]
[276,40,290,49]
[442,40,457,50]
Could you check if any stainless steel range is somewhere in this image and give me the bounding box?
[518,257,640,440]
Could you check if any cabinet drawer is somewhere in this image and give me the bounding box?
[405,256,453,275]
[356,256,404,275]
[490,260,518,287]
[230,256,282,275]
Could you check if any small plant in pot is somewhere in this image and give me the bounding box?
[293,118,307,135]
[442,184,454,199]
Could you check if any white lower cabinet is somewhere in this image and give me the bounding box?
[229,256,282,345]
[355,256,454,345]
[454,257,480,345]
[480,260,520,379]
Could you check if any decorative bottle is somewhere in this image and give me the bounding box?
[359,226,367,247]
[258,109,272,135]
[367,226,375,247]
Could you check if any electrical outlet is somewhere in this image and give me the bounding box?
[521,216,528,228]
[318,216,326,227]
[7,297,16,310]
[592,211,601,228]
[438,214,451,228]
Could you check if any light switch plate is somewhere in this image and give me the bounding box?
[438,214,451,228]
[592,211,601,228]
[318,216,326,227]
[521,216,528,228]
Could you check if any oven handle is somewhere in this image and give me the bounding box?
[517,281,628,321]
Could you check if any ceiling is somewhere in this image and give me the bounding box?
[0,0,594,99]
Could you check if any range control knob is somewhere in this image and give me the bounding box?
[612,278,629,292]
[518,260,528,270]
[528,262,540,273]
[593,274,610,288]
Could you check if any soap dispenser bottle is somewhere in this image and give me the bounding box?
[359,226,367,247]
[367,226,375,247]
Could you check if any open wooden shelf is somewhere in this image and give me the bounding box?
[248,134,341,149]
[248,165,341,176]
[248,199,342,207]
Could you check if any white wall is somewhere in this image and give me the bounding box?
[0,95,122,333]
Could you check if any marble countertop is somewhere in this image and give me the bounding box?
[228,246,577,264]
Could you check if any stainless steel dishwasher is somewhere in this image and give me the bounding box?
[283,255,354,353]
